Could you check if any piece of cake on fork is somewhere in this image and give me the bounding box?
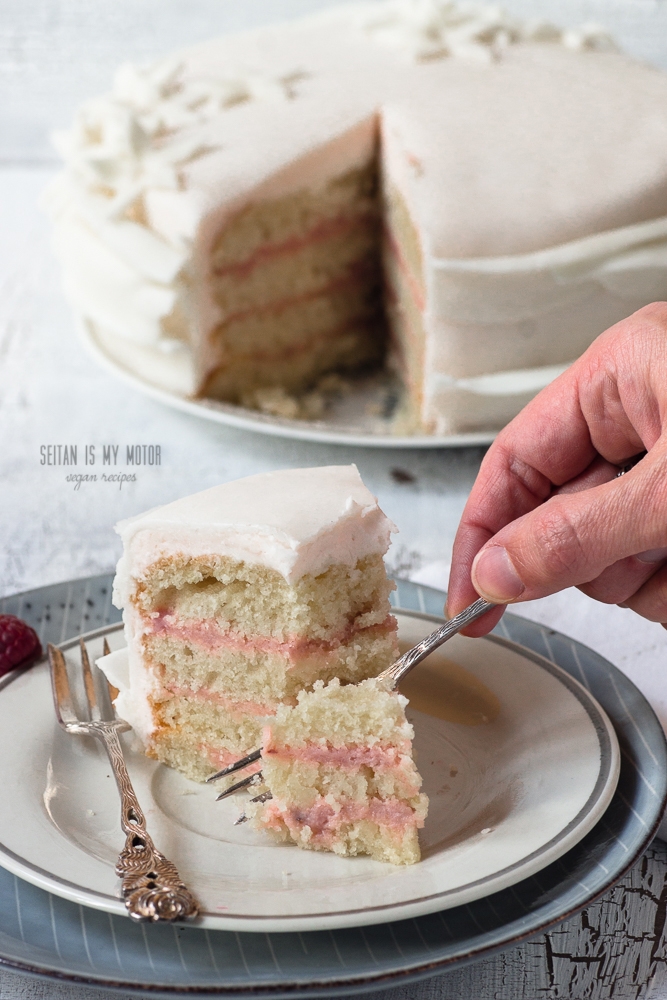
[248,676,428,865]
[109,465,399,782]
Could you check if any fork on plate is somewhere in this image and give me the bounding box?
[207,596,495,820]
[48,637,199,923]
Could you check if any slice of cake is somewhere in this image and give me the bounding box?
[110,465,398,782]
[249,677,428,866]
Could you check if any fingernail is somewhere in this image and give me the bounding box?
[636,547,667,564]
[472,546,525,603]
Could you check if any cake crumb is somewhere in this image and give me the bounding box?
[242,386,300,420]
[241,373,355,422]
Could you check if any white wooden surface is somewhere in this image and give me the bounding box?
[3,2,667,997]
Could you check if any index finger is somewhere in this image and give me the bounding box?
[446,341,641,632]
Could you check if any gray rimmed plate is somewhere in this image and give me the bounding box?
[0,574,664,997]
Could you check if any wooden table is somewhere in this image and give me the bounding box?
[2,1,667,996]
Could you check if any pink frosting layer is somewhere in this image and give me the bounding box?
[213,212,375,281]
[212,262,376,334]
[202,743,263,774]
[261,795,423,847]
[263,738,412,772]
[147,612,396,663]
[163,681,278,717]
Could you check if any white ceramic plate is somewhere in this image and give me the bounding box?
[0,610,619,933]
[80,318,496,449]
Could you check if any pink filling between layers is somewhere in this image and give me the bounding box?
[147,613,397,664]
[215,260,377,332]
[263,739,412,772]
[261,795,422,847]
[163,682,277,717]
[201,744,263,775]
[213,212,376,281]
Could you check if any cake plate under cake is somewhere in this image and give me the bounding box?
[80,318,497,449]
[0,575,664,997]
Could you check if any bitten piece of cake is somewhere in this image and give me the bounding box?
[249,677,428,865]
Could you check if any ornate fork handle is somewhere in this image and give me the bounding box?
[87,722,199,923]
[381,597,496,687]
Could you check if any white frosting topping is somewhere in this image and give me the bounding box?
[96,647,154,742]
[113,465,396,603]
[361,1,615,63]
[97,613,159,743]
[44,54,302,353]
[50,58,295,223]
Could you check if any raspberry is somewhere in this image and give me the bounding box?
[0,615,42,677]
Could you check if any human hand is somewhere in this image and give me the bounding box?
[446,302,667,636]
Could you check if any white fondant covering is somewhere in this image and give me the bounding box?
[46,0,667,432]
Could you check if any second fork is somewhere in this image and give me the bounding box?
[48,637,199,923]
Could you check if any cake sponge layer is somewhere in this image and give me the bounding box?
[210,164,378,273]
[135,554,394,642]
[148,694,266,782]
[201,319,382,400]
[263,674,414,746]
[212,215,379,319]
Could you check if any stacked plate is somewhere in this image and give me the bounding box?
[0,575,664,997]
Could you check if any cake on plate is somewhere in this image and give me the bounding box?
[249,677,428,865]
[108,465,399,782]
[47,0,667,433]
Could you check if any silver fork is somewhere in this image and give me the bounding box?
[207,596,495,816]
[48,637,199,923]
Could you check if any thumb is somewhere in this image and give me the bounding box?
[470,453,667,603]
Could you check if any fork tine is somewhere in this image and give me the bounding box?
[233,790,273,826]
[79,638,102,722]
[100,635,120,709]
[216,771,264,801]
[96,635,119,719]
[48,644,78,728]
[206,748,262,783]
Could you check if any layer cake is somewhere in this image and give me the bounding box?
[47,1,667,432]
